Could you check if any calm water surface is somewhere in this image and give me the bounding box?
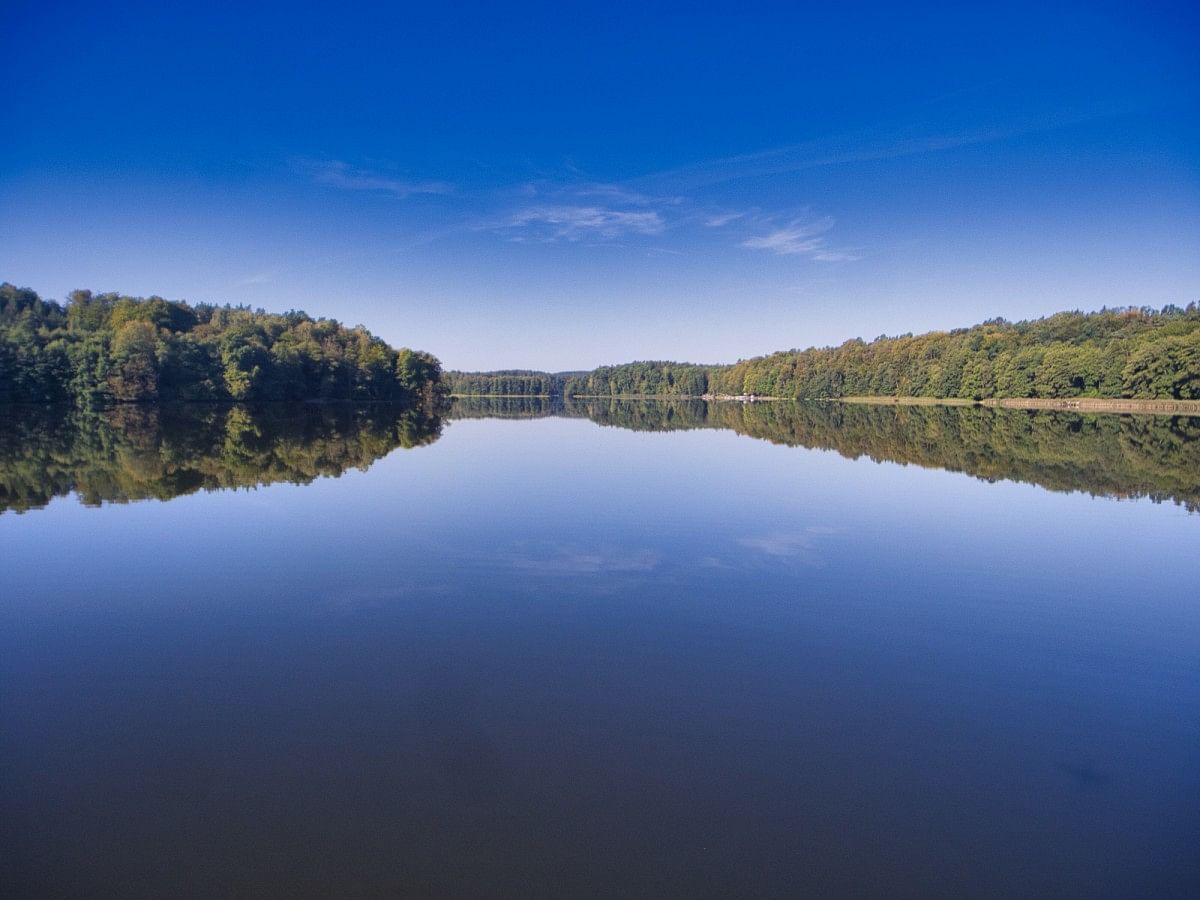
[1,401,1198,897]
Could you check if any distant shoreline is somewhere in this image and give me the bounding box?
[452,393,1200,415]
[840,396,1200,414]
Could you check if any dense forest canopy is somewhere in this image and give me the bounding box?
[449,305,1200,401]
[447,363,713,399]
[0,283,446,406]
[9,283,1197,405]
[445,370,574,397]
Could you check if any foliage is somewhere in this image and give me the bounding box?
[446,370,567,397]
[561,362,713,398]
[0,283,447,406]
[710,306,1200,400]
[449,306,1200,401]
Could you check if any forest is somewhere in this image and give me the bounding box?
[8,283,1198,406]
[448,305,1200,401]
[447,363,710,399]
[0,283,446,406]
[443,370,573,397]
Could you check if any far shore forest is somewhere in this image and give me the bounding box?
[3,282,1199,406]
[450,305,1200,402]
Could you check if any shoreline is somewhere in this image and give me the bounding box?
[839,396,1200,414]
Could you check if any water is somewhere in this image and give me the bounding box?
[2,401,1198,897]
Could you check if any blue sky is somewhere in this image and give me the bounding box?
[2,1,1197,370]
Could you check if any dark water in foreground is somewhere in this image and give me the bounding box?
[2,400,1198,897]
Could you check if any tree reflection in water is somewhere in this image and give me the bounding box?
[451,396,1200,511]
[0,403,444,513]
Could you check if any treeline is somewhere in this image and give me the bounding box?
[447,370,568,397]
[447,363,710,398]
[0,283,446,405]
[0,402,443,513]
[449,306,1200,401]
[563,362,712,398]
[710,305,1200,400]
[449,396,1200,511]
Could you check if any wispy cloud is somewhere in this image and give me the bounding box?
[490,178,683,243]
[571,183,682,207]
[635,101,1127,192]
[742,217,858,261]
[502,205,665,241]
[304,160,452,198]
[737,526,841,566]
[704,211,745,228]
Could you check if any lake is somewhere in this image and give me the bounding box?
[2,400,1198,897]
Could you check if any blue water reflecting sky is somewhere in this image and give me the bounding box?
[2,414,1197,896]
